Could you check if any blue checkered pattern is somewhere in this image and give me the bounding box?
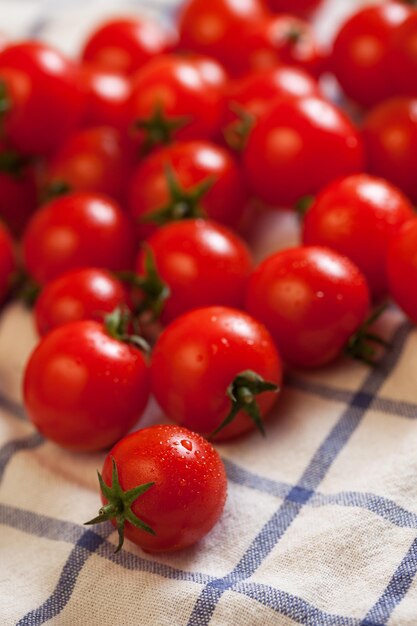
[1,1,417,624]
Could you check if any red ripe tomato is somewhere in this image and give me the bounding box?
[246,246,371,368]
[41,126,135,204]
[23,192,136,285]
[265,0,323,18]
[129,55,226,151]
[387,218,417,324]
[243,96,364,207]
[246,15,324,78]
[34,267,128,337]
[86,425,227,552]
[134,219,253,324]
[151,306,282,440]
[128,140,247,240]
[331,2,412,108]
[0,221,15,304]
[80,66,131,132]
[362,97,417,204]
[224,65,320,149]
[81,17,174,75]
[178,0,267,76]
[23,319,150,451]
[0,42,83,155]
[302,174,414,299]
[0,152,37,236]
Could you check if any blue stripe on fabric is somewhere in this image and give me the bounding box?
[288,376,417,420]
[224,458,417,530]
[186,322,412,626]
[0,390,27,420]
[16,528,111,626]
[361,536,417,626]
[0,432,43,481]
[0,503,360,626]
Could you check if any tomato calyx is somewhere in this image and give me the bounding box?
[0,79,11,120]
[295,195,314,219]
[210,369,279,439]
[43,180,72,203]
[85,457,155,553]
[0,149,31,179]
[143,163,215,226]
[134,105,190,153]
[345,303,390,366]
[119,246,170,320]
[224,103,255,152]
[105,307,151,354]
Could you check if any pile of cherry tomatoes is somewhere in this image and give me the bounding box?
[1,0,417,553]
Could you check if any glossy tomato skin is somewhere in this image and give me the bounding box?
[387,219,417,325]
[23,192,136,285]
[362,97,417,203]
[23,320,150,451]
[0,42,84,155]
[41,126,135,204]
[178,0,267,76]
[302,174,414,299]
[245,246,371,368]
[101,425,227,552]
[129,141,247,240]
[0,221,15,305]
[243,96,364,207]
[34,267,128,337]
[151,306,282,440]
[136,220,253,324]
[129,55,226,148]
[81,18,174,75]
[389,13,417,97]
[80,66,131,132]
[331,2,411,108]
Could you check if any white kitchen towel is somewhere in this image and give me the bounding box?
[1,0,417,625]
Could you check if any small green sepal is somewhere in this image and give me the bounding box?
[345,303,390,366]
[84,457,155,553]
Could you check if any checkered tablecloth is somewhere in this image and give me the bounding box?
[2,1,417,625]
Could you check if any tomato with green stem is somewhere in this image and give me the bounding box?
[23,312,150,451]
[85,424,227,552]
[151,306,281,440]
[128,140,247,240]
[132,219,253,325]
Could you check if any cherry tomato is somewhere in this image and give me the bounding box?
[246,15,324,77]
[331,2,411,108]
[134,219,253,324]
[41,126,135,204]
[23,319,150,451]
[362,97,417,203]
[178,0,267,76]
[128,141,247,240]
[243,96,364,207]
[387,218,417,325]
[86,424,227,552]
[224,65,320,149]
[34,267,128,337]
[0,220,15,305]
[151,306,282,440]
[302,174,414,299]
[0,42,83,155]
[80,66,131,132]
[129,55,226,151]
[265,0,323,18]
[245,246,371,368]
[389,12,417,97]
[23,192,136,285]
[81,17,174,75]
